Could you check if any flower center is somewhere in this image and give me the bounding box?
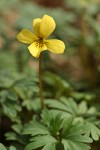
[35,38,44,48]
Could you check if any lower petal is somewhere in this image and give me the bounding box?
[28,42,47,58]
[45,39,65,54]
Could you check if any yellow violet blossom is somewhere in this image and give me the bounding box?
[17,15,65,58]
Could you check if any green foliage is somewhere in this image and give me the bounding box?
[0,0,100,150]
[23,109,93,150]
[46,97,98,118]
[46,97,100,140]
[43,72,72,98]
[5,123,29,145]
[0,52,18,71]
[0,143,16,150]
[0,144,6,150]
[0,90,21,121]
[82,122,100,141]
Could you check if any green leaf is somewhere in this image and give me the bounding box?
[5,132,17,140]
[82,122,100,141]
[62,117,74,137]
[43,72,71,98]
[25,135,57,150]
[46,98,99,123]
[0,144,6,150]
[46,98,78,116]
[24,110,94,150]
[61,119,93,150]
[12,124,23,134]
[66,120,87,136]
[61,98,78,114]
[62,139,91,150]
[9,146,16,150]
[42,143,56,150]
[23,120,50,136]
[41,108,52,126]
[78,101,87,115]
[62,140,69,150]
[66,134,92,143]
[46,99,68,112]
[49,113,63,135]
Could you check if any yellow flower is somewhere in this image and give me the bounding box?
[17,15,65,58]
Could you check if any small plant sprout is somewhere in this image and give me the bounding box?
[17,15,65,109]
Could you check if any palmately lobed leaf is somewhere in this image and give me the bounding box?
[61,117,74,137]
[65,134,93,143]
[41,108,52,126]
[46,97,99,124]
[42,143,56,150]
[82,122,100,141]
[23,119,50,136]
[24,109,94,150]
[5,132,17,141]
[46,99,69,112]
[12,124,23,134]
[62,140,91,150]
[25,135,57,150]
[49,113,63,135]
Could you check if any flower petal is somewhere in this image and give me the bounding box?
[33,18,41,37]
[45,39,65,54]
[17,29,38,44]
[40,15,56,39]
[28,42,47,58]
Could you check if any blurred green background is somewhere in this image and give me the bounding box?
[0,0,100,87]
[0,0,100,149]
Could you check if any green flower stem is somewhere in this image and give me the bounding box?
[39,53,44,109]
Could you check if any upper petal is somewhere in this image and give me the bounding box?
[28,42,47,58]
[45,39,65,54]
[33,18,41,37]
[40,15,56,39]
[17,29,38,44]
